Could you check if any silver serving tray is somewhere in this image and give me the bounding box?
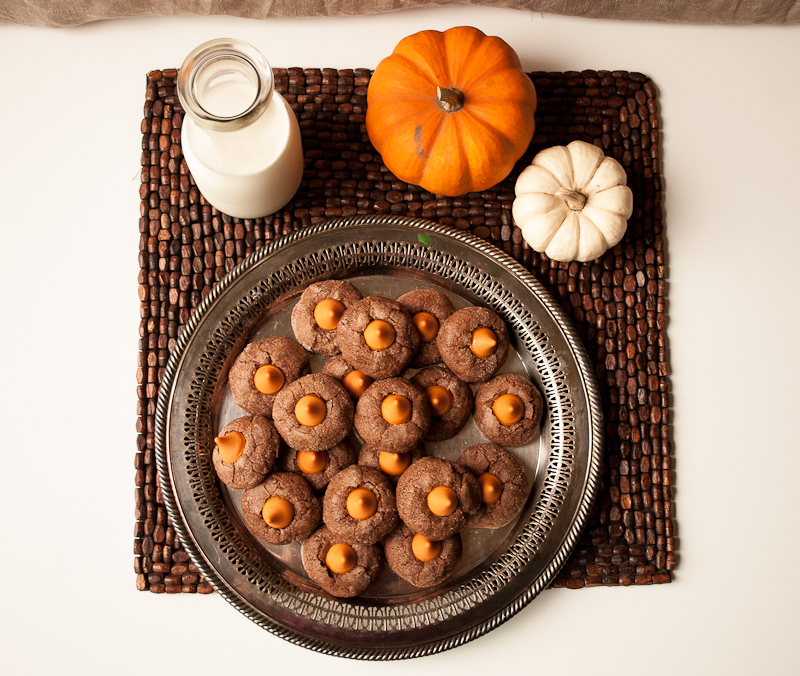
[155,215,603,660]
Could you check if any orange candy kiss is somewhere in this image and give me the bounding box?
[342,370,372,398]
[215,431,245,464]
[297,450,328,474]
[364,319,395,350]
[295,394,327,426]
[378,451,412,476]
[382,394,412,425]
[478,472,504,504]
[493,393,524,425]
[346,488,378,520]
[325,542,357,574]
[470,327,497,358]
[262,496,294,529]
[425,385,452,416]
[412,312,439,342]
[313,298,345,330]
[412,533,443,562]
[427,485,458,516]
[253,364,284,394]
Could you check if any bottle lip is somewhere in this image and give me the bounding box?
[177,38,274,132]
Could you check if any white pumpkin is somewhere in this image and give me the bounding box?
[512,140,633,262]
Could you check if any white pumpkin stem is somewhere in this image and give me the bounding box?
[437,86,465,113]
[555,188,587,211]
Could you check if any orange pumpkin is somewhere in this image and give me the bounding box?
[366,26,537,197]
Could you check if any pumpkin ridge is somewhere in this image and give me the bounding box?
[583,156,628,194]
[461,102,532,159]
[457,118,499,193]
[367,54,437,99]
[412,111,446,163]
[422,114,471,195]
[393,33,450,89]
[378,106,447,184]
[584,185,634,216]
[567,140,606,191]
[545,210,581,261]
[441,26,486,86]
[366,100,441,167]
[514,196,567,250]
[457,75,536,107]
[445,32,522,92]
[532,146,576,192]
[581,206,628,248]
[577,212,608,248]
[515,164,562,197]
[452,109,520,189]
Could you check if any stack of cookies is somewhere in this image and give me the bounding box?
[211,280,544,598]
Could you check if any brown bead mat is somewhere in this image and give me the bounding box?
[135,67,674,594]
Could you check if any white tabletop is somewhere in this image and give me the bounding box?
[1,6,799,674]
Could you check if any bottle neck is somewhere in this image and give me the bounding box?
[177,38,274,132]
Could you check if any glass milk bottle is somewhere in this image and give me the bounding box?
[177,38,303,219]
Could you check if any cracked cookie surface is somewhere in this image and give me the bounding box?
[357,440,427,484]
[301,525,383,598]
[457,443,529,529]
[290,280,363,356]
[354,376,430,453]
[228,336,311,418]
[272,373,355,452]
[396,288,455,368]
[241,472,322,545]
[436,306,510,383]
[473,373,543,447]
[336,295,420,379]
[383,522,462,588]
[322,465,399,545]
[212,415,280,490]
[410,366,473,442]
[395,457,480,540]
[278,438,357,492]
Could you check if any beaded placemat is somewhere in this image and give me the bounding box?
[135,66,674,594]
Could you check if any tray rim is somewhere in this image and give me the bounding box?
[154,215,604,659]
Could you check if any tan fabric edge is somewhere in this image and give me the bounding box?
[2,0,799,28]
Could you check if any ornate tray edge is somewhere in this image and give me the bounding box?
[154,215,604,660]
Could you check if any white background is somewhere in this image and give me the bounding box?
[1,6,799,674]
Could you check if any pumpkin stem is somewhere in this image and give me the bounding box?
[555,188,587,211]
[437,86,465,113]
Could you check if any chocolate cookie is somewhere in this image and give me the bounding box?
[290,280,363,356]
[436,306,510,383]
[320,354,375,400]
[336,295,420,379]
[457,443,528,529]
[396,288,455,367]
[410,366,473,442]
[272,373,355,452]
[383,523,462,588]
[212,415,280,490]
[357,441,427,484]
[395,457,480,541]
[354,377,431,453]
[241,472,321,545]
[301,525,383,598]
[322,465,399,545]
[473,373,544,447]
[228,336,311,418]
[278,438,358,492]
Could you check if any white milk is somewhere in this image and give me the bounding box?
[178,40,304,219]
